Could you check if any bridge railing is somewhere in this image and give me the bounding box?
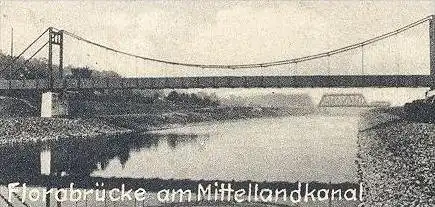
[0,75,434,90]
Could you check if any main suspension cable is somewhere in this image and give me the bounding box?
[53,15,435,70]
[0,29,49,74]
[13,28,49,62]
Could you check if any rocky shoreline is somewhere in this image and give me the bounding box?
[0,117,132,144]
[357,108,435,206]
[0,106,303,144]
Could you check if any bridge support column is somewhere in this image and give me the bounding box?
[40,92,69,117]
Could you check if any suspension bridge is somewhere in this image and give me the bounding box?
[1,15,434,116]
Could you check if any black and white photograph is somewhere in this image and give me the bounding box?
[0,1,433,206]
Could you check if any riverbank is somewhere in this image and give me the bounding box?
[0,117,131,144]
[0,106,310,144]
[357,107,435,205]
[97,106,314,131]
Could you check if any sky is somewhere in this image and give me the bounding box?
[0,1,434,105]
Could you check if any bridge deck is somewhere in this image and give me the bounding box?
[0,75,433,90]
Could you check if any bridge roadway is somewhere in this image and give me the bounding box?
[0,75,434,90]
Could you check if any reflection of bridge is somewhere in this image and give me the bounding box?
[2,15,435,117]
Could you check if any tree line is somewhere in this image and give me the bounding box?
[0,52,220,116]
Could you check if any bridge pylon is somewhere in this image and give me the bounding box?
[48,27,64,88]
[41,28,67,118]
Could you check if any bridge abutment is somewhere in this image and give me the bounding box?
[40,92,69,117]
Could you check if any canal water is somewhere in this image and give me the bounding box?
[0,109,364,206]
[92,115,359,183]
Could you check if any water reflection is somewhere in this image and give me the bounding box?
[111,116,360,183]
[0,132,202,182]
[0,143,41,181]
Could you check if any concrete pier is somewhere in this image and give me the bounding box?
[40,92,68,117]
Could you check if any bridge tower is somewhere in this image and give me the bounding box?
[41,28,67,117]
[48,27,64,84]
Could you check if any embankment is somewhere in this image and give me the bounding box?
[357,108,434,205]
[0,118,131,144]
[98,106,314,131]
[0,106,310,144]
